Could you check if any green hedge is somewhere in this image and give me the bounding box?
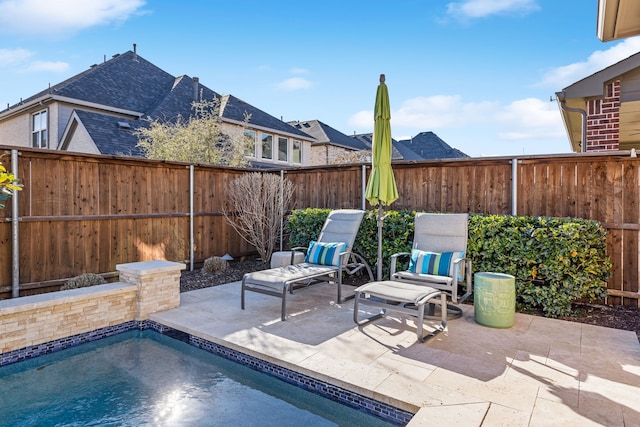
[286,209,612,317]
[467,214,611,317]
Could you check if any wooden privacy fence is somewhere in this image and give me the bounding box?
[1,147,638,306]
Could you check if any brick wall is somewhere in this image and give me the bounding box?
[586,80,621,151]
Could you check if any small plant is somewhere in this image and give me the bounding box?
[0,154,22,209]
[203,256,228,273]
[61,273,106,290]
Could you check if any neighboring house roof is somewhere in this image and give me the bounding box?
[0,49,313,156]
[228,97,312,139]
[289,120,369,150]
[556,50,640,152]
[351,133,403,160]
[396,132,469,160]
[71,110,144,156]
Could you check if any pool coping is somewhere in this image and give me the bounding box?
[0,319,412,426]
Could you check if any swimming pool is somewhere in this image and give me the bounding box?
[0,329,401,426]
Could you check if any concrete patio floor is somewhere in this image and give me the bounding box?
[150,281,640,427]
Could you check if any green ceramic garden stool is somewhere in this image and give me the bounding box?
[474,272,515,328]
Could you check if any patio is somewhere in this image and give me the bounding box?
[151,281,640,427]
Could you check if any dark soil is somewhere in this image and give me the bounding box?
[180,256,640,342]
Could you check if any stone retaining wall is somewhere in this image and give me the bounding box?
[0,260,184,355]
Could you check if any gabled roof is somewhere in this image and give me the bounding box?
[556,51,640,152]
[70,110,144,156]
[559,51,640,100]
[396,132,468,160]
[5,51,174,115]
[1,49,314,155]
[288,120,368,150]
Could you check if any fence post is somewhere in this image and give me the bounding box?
[189,165,194,271]
[11,149,19,298]
[511,158,518,216]
[361,164,367,210]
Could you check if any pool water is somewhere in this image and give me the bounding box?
[0,331,394,426]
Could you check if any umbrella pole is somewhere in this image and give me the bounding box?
[377,204,383,281]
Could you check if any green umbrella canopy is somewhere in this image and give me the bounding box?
[365,74,398,206]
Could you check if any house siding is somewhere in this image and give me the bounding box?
[586,80,621,151]
[65,119,101,154]
[0,114,29,148]
[310,145,352,166]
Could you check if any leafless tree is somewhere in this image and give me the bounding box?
[224,172,294,263]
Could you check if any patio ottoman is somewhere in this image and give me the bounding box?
[474,272,515,328]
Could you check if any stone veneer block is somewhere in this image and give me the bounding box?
[0,283,137,354]
[116,260,185,320]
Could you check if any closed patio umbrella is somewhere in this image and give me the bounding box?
[365,74,398,281]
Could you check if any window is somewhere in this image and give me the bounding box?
[244,130,256,157]
[293,140,302,164]
[278,137,288,162]
[32,110,48,148]
[261,133,273,159]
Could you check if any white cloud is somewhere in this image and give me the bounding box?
[348,94,497,129]
[25,60,69,73]
[0,48,32,66]
[447,0,539,20]
[275,77,313,91]
[290,67,309,74]
[538,37,640,89]
[349,94,562,142]
[0,0,146,36]
[494,97,564,140]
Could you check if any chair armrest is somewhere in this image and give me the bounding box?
[390,252,411,276]
[290,247,308,264]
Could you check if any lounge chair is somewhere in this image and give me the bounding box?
[353,212,472,341]
[241,209,373,321]
[390,212,472,310]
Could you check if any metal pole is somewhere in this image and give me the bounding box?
[361,164,366,210]
[11,149,19,298]
[377,204,383,281]
[189,165,194,271]
[511,158,518,216]
[280,170,284,252]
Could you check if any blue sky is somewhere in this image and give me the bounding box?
[0,0,638,157]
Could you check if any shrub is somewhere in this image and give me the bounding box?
[224,172,294,264]
[467,214,611,317]
[203,256,228,273]
[287,209,612,317]
[61,273,107,290]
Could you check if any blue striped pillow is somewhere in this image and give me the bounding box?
[304,241,347,266]
[408,249,464,276]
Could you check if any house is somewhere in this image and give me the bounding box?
[352,131,467,161]
[0,47,315,167]
[395,132,468,160]
[556,51,640,153]
[288,120,370,165]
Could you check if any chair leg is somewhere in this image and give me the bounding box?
[353,291,385,326]
[281,285,288,321]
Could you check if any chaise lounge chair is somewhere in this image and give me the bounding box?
[353,212,472,341]
[241,209,373,321]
